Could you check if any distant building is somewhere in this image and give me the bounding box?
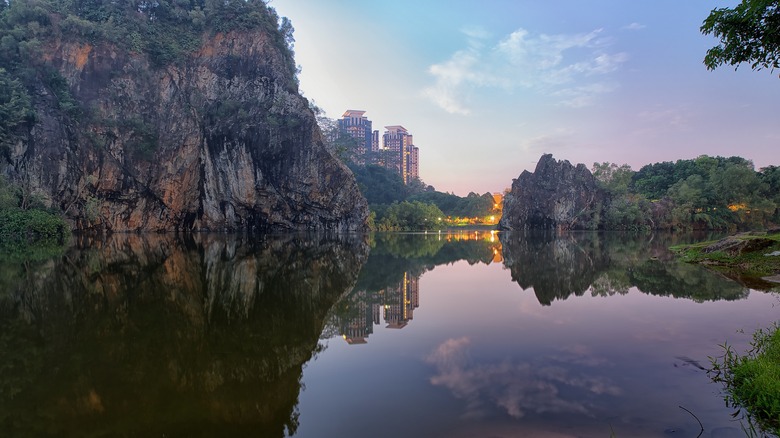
[338,110,373,163]
[371,130,379,153]
[382,125,419,184]
[408,145,419,182]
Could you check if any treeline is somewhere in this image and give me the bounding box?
[593,155,780,230]
[347,164,498,231]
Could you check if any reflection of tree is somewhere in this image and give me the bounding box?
[500,231,750,305]
[0,233,367,437]
[630,259,749,302]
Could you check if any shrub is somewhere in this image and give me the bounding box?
[709,324,780,435]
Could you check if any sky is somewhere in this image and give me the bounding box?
[272,0,779,196]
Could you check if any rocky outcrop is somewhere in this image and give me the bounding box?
[499,154,607,231]
[2,13,368,233]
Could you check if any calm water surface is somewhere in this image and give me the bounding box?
[0,231,777,437]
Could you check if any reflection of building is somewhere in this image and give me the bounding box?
[338,272,421,343]
[340,290,376,344]
[384,272,419,329]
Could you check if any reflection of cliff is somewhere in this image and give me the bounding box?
[500,231,750,305]
[331,232,500,343]
[0,234,367,437]
[500,232,610,305]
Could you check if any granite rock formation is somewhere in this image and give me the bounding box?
[1,9,368,233]
[499,154,608,231]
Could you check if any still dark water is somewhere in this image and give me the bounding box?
[0,231,777,437]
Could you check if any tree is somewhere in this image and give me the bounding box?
[701,0,780,74]
[592,162,633,195]
[0,67,32,154]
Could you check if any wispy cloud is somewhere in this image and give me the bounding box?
[423,27,628,114]
[623,22,647,31]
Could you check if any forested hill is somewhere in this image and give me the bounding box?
[592,155,779,230]
[0,0,369,233]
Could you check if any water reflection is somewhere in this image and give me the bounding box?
[327,232,502,344]
[0,233,368,437]
[500,231,749,305]
[0,231,760,437]
[425,337,622,420]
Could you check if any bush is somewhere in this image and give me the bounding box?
[709,324,780,435]
[0,208,68,244]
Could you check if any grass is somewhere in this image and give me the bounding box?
[709,324,780,436]
[678,230,780,434]
[670,231,780,287]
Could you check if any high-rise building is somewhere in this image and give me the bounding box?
[408,145,419,182]
[382,125,419,184]
[338,110,373,162]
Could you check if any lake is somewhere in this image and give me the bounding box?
[0,231,777,437]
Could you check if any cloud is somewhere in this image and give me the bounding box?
[623,22,647,31]
[553,82,619,108]
[423,27,628,113]
[425,339,622,419]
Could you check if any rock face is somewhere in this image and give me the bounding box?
[499,154,607,231]
[2,18,368,232]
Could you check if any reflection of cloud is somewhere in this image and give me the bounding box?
[425,339,621,419]
[423,27,627,113]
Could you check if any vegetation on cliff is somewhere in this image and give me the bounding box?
[0,0,369,233]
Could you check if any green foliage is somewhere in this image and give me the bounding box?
[592,162,633,195]
[374,201,445,231]
[410,191,495,218]
[760,165,780,221]
[672,233,780,280]
[709,324,780,435]
[0,66,33,153]
[629,155,776,230]
[701,0,780,74]
[0,0,298,81]
[0,208,68,244]
[349,164,408,206]
[0,175,69,251]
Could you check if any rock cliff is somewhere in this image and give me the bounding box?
[499,154,607,231]
[1,6,368,233]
